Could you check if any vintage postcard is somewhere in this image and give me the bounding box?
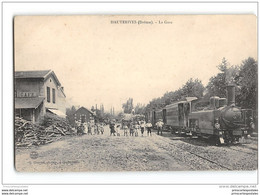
[14,15,257,172]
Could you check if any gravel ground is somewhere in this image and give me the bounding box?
[15,126,258,172]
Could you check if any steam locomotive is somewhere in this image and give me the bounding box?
[145,85,255,144]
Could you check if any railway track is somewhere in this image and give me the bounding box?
[226,146,256,155]
[238,142,258,151]
[168,142,233,170]
[156,134,257,171]
[187,136,257,155]
[168,134,257,155]
[155,135,233,170]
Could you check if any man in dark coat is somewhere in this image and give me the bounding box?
[109,121,116,136]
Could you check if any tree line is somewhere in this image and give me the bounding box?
[141,57,257,113]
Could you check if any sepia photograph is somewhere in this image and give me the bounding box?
[14,15,257,172]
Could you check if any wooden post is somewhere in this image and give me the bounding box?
[32,109,35,123]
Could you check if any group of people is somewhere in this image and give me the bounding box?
[120,120,153,137]
[76,121,105,135]
[76,118,165,137]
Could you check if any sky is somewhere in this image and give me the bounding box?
[14,15,257,112]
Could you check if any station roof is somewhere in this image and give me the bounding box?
[15,70,61,86]
[15,97,45,109]
[15,70,51,78]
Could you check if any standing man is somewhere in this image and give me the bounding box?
[156,119,164,135]
[129,121,134,136]
[140,120,146,137]
[109,120,116,136]
[146,120,152,136]
[123,122,128,136]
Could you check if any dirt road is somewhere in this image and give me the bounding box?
[15,126,258,172]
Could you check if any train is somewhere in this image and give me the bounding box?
[145,85,255,144]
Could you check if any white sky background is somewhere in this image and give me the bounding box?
[14,15,257,112]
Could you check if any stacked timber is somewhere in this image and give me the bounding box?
[15,114,76,148]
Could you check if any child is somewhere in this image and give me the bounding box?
[116,124,121,136]
[100,123,104,135]
[96,124,100,135]
[77,123,84,135]
[87,123,92,135]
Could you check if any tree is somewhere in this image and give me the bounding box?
[235,57,257,109]
[134,103,146,115]
[99,104,105,116]
[95,109,101,118]
[182,78,205,98]
[206,57,239,98]
[103,112,113,120]
[101,104,104,116]
[116,112,125,121]
[206,58,229,98]
[66,106,77,126]
[122,98,134,114]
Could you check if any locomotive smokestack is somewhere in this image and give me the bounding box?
[227,84,236,106]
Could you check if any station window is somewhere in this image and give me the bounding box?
[52,88,55,103]
[47,87,50,102]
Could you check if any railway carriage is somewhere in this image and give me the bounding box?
[164,100,193,134]
[148,98,197,133]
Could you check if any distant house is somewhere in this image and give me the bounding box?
[74,107,95,123]
[15,70,66,123]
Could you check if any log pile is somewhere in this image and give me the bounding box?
[15,113,76,148]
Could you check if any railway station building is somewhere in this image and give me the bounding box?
[15,70,66,123]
